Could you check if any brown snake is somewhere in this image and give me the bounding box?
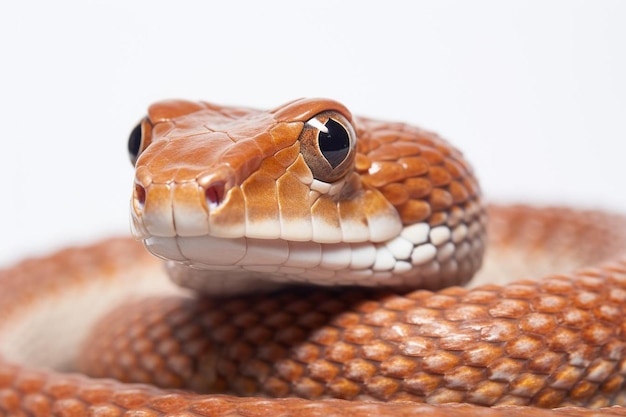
[2,99,626,416]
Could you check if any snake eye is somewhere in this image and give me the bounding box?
[128,117,152,166]
[318,118,351,168]
[299,111,356,183]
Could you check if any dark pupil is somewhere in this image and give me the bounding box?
[318,118,350,169]
[128,122,143,158]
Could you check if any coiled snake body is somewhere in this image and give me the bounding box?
[2,98,626,416]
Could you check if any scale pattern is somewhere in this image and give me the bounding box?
[1,97,626,417]
[1,206,626,416]
[81,262,626,408]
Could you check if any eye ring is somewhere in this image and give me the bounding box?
[128,117,152,165]
[299,111,356,183]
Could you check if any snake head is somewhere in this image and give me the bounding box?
[129,98,402,244]
[127,98,485,294]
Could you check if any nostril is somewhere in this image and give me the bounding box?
[134,183,146,209]
[205,181,225,210]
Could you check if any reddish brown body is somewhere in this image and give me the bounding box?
[1,99,626,416]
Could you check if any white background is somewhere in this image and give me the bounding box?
[1,1,625,267]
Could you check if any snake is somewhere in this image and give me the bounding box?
[1,98,626,417]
